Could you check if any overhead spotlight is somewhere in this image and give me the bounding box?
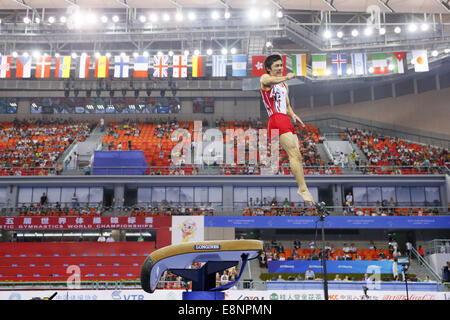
[276,10,283,18]
[184,50,189,56]
[336,31,343,38]
[149,13,158,22]
[168,50,174,56]
[95,52,101,58]
[224,11,231,19]
[35,17,40,24]
[109,90,114,97]
[112,15,119,23]
[221,48,228,55]
[12,51,18,58]
[33,51,41,58]
[194,49,200,56]
[143,51,149,57]
[120,52,126,57]
[325,69,331,76]
[188,12,196,21]
[346,68,353,75]
[408,23,417,32]
[71,52,77,59]
[146,89,152,96]
[60,16,67,23]
[105,52,111,58]
[101,16,108,23]
[262,9,271,19]
[394,26,401,34]
[162,13,170,21]
[23,52,29,57]
[211,11,220,20]
[420,23,429,31]
[432,50,438,57]
[175,12,183,21]
[206,48,213,55]
[230,48,237,54]
[160,89,166,97]
[265,41,273,48]
[379,27,386,35]
[368,67,374,74]
[23,17,30,24]
[157,51,163,56]
[81,52,87,57]
[139,15,146,23]
[133,52,138,58]
[122,89,127,97]
[351,29,359,37]
[55,53,60,58]
[364,27,373,36]
[247,8,259,20]
[323,30,332,39]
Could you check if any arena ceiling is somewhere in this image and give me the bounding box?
[0,0,449,14]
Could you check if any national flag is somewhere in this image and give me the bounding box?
[390,52,406,74]
[95,56,110,78]
[351,53,367,75]
[35,56,52,78]
[0,56,12,78]
[371,53,388,74]
[331,53,347,76]
[192,56,205,77]
[252,55,266,77]
[153,55,168,78]
[78,55,90,78]
[291,54,306,76]
[232,55,247,77]
[412,50,429,72]
[55,56,71,78]
[133,55,149,78]
[311,54,327,76]
[114,55,130,78]
[16,55,32,78]
[172,55,188,78]
[212,55,227,77]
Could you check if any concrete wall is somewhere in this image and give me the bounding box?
[204,227,235,241]
[296,86,450,136]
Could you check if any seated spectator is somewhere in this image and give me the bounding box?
[334,274,342,281]
[305,268,315,280]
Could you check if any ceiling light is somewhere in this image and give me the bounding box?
[346,68,353,75]
[183,50,189,56]
[420,23,429,31]
[206,49,213,55]
[143,51,149,57]
[211,11,220,20]
[12,51,18,58]
[369,67,374,74]
[230,48,237,54]
[336,31,343,38]
[175,12,183,21]
[431,50,438,57]
[23,17,30,24]
[101,16,108,23]
[379,27,386,35]
[133,52,138,58]
[95,52,101,58]
[139,15,146,23]
[323,30,332,39]
[112,15,119,23]
[394,26,401,34]
[194,49,200,56]
[188,12,196,21]
[265,41,272,47]
[71,52,77,59]
[86,12,97,24]
[262,9,271,19]
[388,64,395,71]
[105,52,111,58]
[351,29,359,37]
[33,51,41,58]
[408,23,417,32]
[149,13,158,22]
[364,27,373,36]
[48,16,55,24]
[55,53,60,58]
[60,16,67,23]
[168,50,174,56]
[162,13,170,21]
[276,11,283,18]
[444,49,450,54]
[248,9,259,20]
[157,51,163,56]
[224,11,231,19]
[35,18,40,24]
[221,48,228,55]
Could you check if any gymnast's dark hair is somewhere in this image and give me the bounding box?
[264,54,282,74]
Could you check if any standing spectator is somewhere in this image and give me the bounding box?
[106,234,115,242]
[40,192,48,207]
[71,192,78,209]
[406,241,413,258]
[443,262,449,282]
[392,258,399,281]
[220,271,229,285]
[345,192,353,206]
[439,242,446,254]
[97,233,106,242]
[418,245,425,265]
[117,142,122,151]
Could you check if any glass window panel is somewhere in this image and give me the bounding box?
[75,187,89,204]
[396,187,411,206]
[180,187,194,204]
[410,187,425,205]
[261,187,275,203]
[61,187,76,205]
[152,187,166,204]
[208,187,222,203]
[353,187,368,205]
[166,187,180,203]
[247,187,261,203]
[276,187,290,202]
[18,187,33,205]
[310,188,319,203]
[425,187,440,206]
[137,187,152,203]
[381,187,395,203]
[233,187,248,206]
[367,187,382,205]
[89,187,103,204]
[47,187,61,204]
[194,187,208,204]
[0,188,7,207]
[32,187,47,203]
[289,187,303,203]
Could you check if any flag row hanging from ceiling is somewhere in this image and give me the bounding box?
[0,50,430,79]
